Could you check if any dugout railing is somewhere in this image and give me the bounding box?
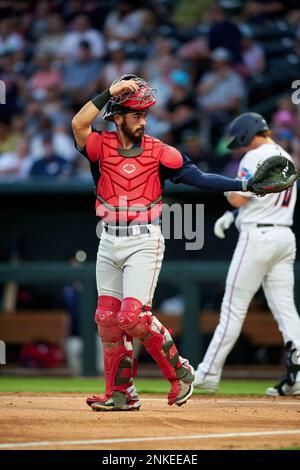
[0,261,300,375]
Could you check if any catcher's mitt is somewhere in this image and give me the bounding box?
[245,155,298,196]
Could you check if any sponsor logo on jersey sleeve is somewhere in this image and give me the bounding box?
[238,167,253,180]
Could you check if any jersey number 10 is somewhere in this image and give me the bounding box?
[274,188,293,208]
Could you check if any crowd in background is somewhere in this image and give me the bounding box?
[0,0,300,181]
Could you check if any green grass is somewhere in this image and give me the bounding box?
[0,377,273,395]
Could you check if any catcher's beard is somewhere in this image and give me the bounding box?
[120,119,145,144]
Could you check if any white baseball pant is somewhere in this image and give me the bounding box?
[196,226,300,384]
[96,224,165,306]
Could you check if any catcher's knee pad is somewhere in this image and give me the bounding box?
[118,297,149,338]
[95,295,123,343]
[118,298,174,342]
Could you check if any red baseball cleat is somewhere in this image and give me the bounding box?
[90,391,141,412]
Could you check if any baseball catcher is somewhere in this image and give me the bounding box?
[72,78,295,411]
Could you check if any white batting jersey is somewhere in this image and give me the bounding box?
[235,143,297,229]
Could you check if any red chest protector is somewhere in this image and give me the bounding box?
[86,131,182,222]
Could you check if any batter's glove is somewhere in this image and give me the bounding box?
[243,155,298,197]
[214,211,235,239]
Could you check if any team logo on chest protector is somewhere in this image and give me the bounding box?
[122,163,136,175]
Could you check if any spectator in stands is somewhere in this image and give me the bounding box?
[144,36,178,108]
[52,123,77,163]
[59,14,105,61]
[0,117,22,154]
[100,41,138,89]
[0,49,24,119]
[36,14,65,56]
[29,114,53,159]
[104,0,155,47]
[29,53,62,96]
[144,36,177,81]
[240,28,265,77]
[0,18,24,55]
[242,0,285,23]
[272,96,298,133]
[29,0,53,41]
[197,47,245,146]
[0,138,33,179]
[29,134,73,178]
[207,3,242,63]
[286,7,300,28]
[63,40,102,103]
[41,87,70,127]
[271,97,300,169]
[159,69,198,145]
[25,99,48,137]
[28,112,75,163]
[179,130,221,172]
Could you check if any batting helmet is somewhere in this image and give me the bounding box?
[226,112,269,149]
[103,74,156,121]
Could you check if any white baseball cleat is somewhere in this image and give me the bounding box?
[266,378,300,396]
[193,372,219,392]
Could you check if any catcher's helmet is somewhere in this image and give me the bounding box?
[226,112,269,149]
[103,74,156,121]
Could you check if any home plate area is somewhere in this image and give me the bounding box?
[0,394,300,450]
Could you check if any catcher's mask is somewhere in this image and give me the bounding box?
[103,74,157,121]
[226,112,269,150]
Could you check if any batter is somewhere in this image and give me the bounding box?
[193,112,300,396]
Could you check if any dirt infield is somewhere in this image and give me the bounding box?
[1,393,300,450]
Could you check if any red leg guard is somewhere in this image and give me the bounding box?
[118,297,184,383]
[103,340,134,395]
[142,332,178,381]
[95,296,134,397]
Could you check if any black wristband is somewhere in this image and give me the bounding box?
[91,89,111,111]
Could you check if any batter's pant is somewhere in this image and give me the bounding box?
[196,226,300,384]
